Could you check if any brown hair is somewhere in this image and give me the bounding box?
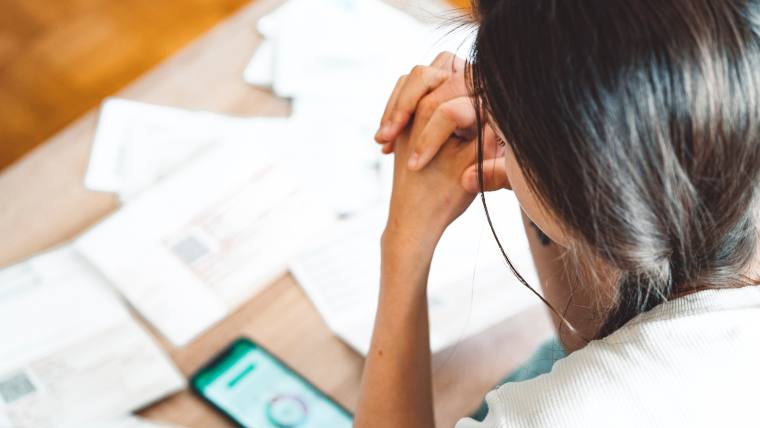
[469,0,760,338]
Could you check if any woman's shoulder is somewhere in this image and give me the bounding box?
[456,286,760,428]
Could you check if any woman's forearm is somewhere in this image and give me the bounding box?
[354,232,437,428]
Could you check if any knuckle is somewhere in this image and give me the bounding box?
[396,74,408,88]
[433,51,455,65]
[410,65,427,78]
[391,110,409,123]
[428,68,449,85]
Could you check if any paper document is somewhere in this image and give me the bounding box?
[85,98,287,201]
[77,142,335,346]
[266,0,420,100]
[283,100,387,216]
[291,194,540,355]
[0,246,185,428]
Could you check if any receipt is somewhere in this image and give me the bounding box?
[0,246,184,428]
[76,142,336,346]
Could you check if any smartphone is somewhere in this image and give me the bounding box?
[191,338,353,428]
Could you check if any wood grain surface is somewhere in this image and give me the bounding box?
[0,0,253,170]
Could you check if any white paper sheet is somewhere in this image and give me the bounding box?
[76,142,336,346]
[290,193,541,355]
[268,0,420,100]
[282,100,386,216]
[0,246,185,428]
[85,98,287,201]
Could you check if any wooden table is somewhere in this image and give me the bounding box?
[0,0,554,426]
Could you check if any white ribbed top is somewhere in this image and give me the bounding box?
[456,286,760,428]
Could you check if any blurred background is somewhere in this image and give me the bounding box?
[0,0,469,171]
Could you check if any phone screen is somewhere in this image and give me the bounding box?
[192,339,353,428]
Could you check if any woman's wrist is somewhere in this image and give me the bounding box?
[380,227,439,290]
[381,225,441,261]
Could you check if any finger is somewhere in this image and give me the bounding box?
[430,52,467,99]
[408,96,476,170]
[380,65,449,141]
[381,142,394,154]
[481,125,505,160]
[430,51,464,72]
[430,51,466,73]
[379,54,466,143]
[375,75,408,143]
[431,51,455,68]
[461,158,511,193]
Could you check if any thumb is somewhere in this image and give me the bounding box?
[461,159,511,194]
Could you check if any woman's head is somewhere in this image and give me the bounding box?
[470,0,760,336]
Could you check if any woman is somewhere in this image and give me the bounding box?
[355,0,760,426]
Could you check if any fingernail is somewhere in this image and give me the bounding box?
[408,152,419,169]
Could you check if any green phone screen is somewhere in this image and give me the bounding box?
[192,339,353,428]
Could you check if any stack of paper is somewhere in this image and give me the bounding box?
[86,96,389,217]
[76,0,530,359]
[77,142,336,346]
[291,194,540,355]
[0,247,185,428]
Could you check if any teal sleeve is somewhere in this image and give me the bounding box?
[469,336,566,422]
